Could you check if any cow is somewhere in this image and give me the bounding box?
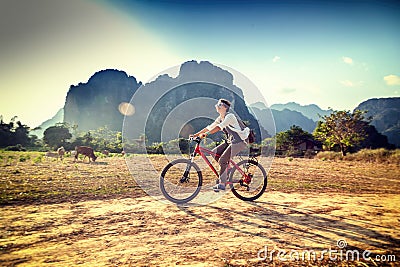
[70,150,77,157]
[101,150,110,156]
[75,146,97,162]
[57,146,65,159]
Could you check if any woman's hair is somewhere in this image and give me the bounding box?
[219,99,231,111]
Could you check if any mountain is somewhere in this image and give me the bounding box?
[270,102,331,121]
[30,108,64,138]
[250,102,329,134]
[250,105,317,134]
[63,69,142,132]
[271,109,317,133]
[60,61,264,144]
[123,60,265,144]
[249,101,268,110]
[251,98,399,147]
[355,97,400,147]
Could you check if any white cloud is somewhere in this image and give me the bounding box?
[384,75,400,86]
[342,56,354,65]
[272,56,280,63]
[340,80,363,87]
[340,80,354,87]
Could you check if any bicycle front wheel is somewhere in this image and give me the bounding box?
[229,159,267,201]
[160,159,202,204]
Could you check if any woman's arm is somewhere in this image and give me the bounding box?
[192,118,222,138]
[193,126,221,138]
[194,114,235,138]
[193,128,208,137]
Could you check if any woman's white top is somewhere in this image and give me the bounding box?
[206,113,250,141]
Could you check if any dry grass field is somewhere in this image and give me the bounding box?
[0,151,399,266]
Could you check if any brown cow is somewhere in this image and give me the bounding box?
[75,146,97,162]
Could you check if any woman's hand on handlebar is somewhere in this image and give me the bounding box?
[189,134,204,141]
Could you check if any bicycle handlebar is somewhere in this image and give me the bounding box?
[188,136,202,143]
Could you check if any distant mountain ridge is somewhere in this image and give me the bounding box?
[31,108,63,138]
[270,102,331,121]
[271,109,317,133]
[355,97,400,147]
[250,102,325,133]
[250,104,317,134]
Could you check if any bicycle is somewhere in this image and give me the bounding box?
[160,136,267,204]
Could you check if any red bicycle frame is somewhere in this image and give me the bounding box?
[191,140,251,184]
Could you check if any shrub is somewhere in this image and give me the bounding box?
[5,144,26,151]
[123,142,146,154]
[315,148,399,164]
[389,149,400,165]
[304,149,316,159]
[146,142,164,154]
[315,151,343,161]
[347,148,390,163]
[163,139,183,154]
[33,155,43,164]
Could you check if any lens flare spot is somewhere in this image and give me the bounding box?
[118,102,135,116]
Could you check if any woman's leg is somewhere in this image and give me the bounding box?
[218,141,247,184]
[211,142,228,162]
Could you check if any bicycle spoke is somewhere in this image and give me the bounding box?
[160,159,202,204]
[230,159,267,201]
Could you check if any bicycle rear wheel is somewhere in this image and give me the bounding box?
[229,159,267,201]
[160,158,202,204]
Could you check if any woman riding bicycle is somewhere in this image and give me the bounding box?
[191,99,250,192]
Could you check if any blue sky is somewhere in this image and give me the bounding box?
[0,0,399,127]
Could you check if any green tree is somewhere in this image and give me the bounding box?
[0,117,15,147]
[262,137,276,149]
[14,121,31,147]
[28,134,41,148]
[275,125,313,151]
[313,109,369,156]
[68,126,123,152]
[43,124,72,149]
[357,124,394,150]
[0,116,32,148]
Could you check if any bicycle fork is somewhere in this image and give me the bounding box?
[180,159,195,183]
